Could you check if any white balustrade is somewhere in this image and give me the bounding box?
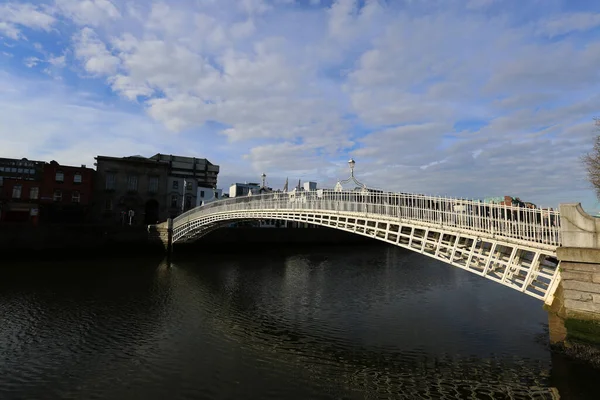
[173,190,561,248]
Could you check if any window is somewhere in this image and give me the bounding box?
[53,190,62,202]
[200,190,205,198]
[0,176,3,186]
[215,192,219,198]
[171,195,178,208]
[186,181,192,191]
[127,175,138,191]
[17,168,22,173]
[106,173,115,190]
[149,176,159,193]
[29,187,39,200]
[185,195,192,210]
[74,173,82,183]
[12,184,22,199]
[172,181,179,190]
[55,171,64,182]
[105,198,113,211]
[72,191,80,203]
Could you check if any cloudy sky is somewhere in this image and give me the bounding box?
[1,0,599,213]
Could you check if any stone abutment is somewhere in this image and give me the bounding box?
[548,203,600,366]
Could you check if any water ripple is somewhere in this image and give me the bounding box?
[0,247,598,399]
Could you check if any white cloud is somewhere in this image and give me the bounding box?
[0,21,21,40]
[47,54,66,68]
[0,72,169,166]
[239,0,272,16]
[0,2,55,39]
[231,18,256,39]
[465,0,497,10]
[73,27,120,75]
[536,12,600,37]
[24,56,41,67]
[54,0,121,27]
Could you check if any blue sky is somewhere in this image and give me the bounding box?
[1,0,600,213]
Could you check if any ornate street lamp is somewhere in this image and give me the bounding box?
[335,158,368,193]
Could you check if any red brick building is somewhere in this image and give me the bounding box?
[39,161,95,223]
[0,177,44,223]
[0,157,45,224]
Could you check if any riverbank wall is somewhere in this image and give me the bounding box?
[172,227,377,254]
[0,224,164,260]
[547,203,600,368]
[0,225,377,260]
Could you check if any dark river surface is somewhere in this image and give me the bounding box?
[1,243,600,400]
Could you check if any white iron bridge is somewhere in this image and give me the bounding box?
[171,190,562,304]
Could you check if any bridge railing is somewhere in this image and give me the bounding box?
[174,190,561,247]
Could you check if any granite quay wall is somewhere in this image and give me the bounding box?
[547,203,600,367]
[0,223,165,260]
[171,226,378,253]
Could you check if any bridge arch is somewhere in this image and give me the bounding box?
[167,190,561,303]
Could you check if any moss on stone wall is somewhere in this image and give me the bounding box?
[565,318,600,345]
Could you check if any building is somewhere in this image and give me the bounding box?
[229,182,261,197]
[196,187,223,207]
[148,154,220,217]
[38,161,95,223]
[93,155,170,225]
[303,181,317,191]
[0,157,45,223]
[483,195,537,208]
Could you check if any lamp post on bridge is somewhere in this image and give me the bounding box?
[335,158,369,194]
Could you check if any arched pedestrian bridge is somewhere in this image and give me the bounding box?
[158,190,563,304]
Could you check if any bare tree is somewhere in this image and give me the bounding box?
[582,118,600,200]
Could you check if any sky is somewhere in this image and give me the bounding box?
[1,0,599,213]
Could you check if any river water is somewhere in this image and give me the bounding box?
[1,244,599,399]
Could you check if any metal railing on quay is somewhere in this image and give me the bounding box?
[173,190,562,247]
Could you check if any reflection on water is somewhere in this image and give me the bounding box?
[0,245,598,399]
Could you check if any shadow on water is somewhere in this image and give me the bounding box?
[167,245,592,399]
[1,246,599,399]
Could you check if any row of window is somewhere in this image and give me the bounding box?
[55,171,83,183]
[104,173,219,193]
[105,174,159,192]
[1,160,35,167]
[11,186,39,200]
[172,181,193,191]
[0,167,37,174]
[0,169,85,182]
[170,194,193,209]
[10,186,82,202]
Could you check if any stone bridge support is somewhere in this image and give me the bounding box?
[147,218,173,254]
[548,203,600,364]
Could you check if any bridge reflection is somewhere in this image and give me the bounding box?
[167,247,562,399]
